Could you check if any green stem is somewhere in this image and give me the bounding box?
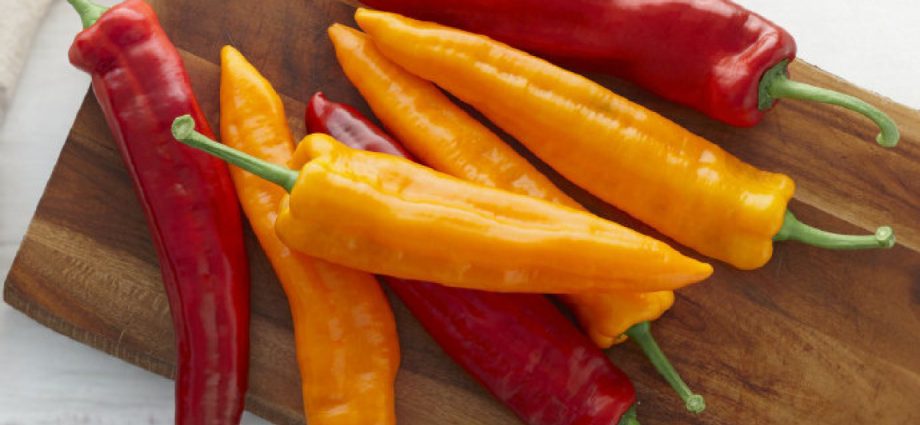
[171,115,299,192]
[759,60,899,148]
[773,210,895,249]
[67,0,109,29]
[625,322,705,414]
[617,405,640,425]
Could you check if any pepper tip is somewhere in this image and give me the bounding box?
[171,115,196,141]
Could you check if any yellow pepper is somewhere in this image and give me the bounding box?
[170,116,712,294]
[354,8,895,270]
[219,46,398,425]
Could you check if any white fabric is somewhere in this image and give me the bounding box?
[0,0,54,122]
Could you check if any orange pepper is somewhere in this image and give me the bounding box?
[354,9,895,270]
[282,133,710,293]
[327,25,707,414]
[219,46,399,425]
[328,23,673,347]
[171,118,711,294]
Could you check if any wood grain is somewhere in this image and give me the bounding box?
[4,0,920,423]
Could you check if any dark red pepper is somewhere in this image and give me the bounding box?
[306,92,409,157]
[307,91,640,425]
[67,1,249,423]
[359,0,899,147]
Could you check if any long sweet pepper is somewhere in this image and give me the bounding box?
[66,1,249,423]
[170,117,712,293]
[359,0,899,147]
[322,25,704,412]
[219,46,399,424]
[355,9,896,270]
[305,96,643,425]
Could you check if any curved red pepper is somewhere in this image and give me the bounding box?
[308,92,639,425]
[360,0,898,147]
[67,1,249,423]
[360,0,793,126]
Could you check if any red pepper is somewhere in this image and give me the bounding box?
[306,93,409,157]
[67,1,249,423]
[359,0,899,147]
[307,92,640,425]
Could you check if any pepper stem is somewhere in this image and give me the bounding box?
[171,116,299,192]
[759,60,899,148]
[773,210,895,249]
[625,322,705,414]
[617,405,640,425]
[67,0,108,29]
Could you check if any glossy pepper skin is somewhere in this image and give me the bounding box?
[360,0,793,127]
[278,133,711,293]
[219,46,398,425]
[306,93,409,158]
[66,1,249,423]
[306,96,641,425]
[324,25,673,348]
[393,281,640,425]
[355,9,799,270]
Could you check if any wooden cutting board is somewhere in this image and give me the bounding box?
[4,0,919,423]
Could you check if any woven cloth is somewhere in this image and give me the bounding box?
[0,0,54,122]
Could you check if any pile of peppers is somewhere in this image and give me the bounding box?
[64,0,898,424]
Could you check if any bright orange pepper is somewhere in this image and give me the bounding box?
[277,133,711,293]
[327,26,709,412]
[354,9,895,270]
[327,23,672,348]
[219,46,399,425]
[171,118,712,294]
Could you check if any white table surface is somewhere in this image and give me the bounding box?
[1,0,917,423]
